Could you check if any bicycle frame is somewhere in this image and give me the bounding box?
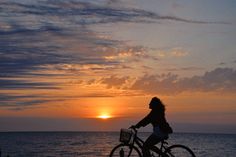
[129,128,168,156]
[110,128,196,157]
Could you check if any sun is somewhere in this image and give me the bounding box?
[97,114,112,119]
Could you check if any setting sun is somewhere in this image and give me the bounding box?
[97,114,112,119]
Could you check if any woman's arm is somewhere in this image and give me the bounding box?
[135,111,153,128]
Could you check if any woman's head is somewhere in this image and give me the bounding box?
[149,97,165,112]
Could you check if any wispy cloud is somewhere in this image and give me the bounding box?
[0,79,59,90]
[164,66,204,72]
[0,93,60,110]
[157,47,189,58]
[0,0,230,25]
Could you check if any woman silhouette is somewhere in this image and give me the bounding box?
[132,97,172,157]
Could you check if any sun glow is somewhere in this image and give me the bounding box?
[97,114,112,119]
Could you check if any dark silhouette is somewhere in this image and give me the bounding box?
[109,97,195,157]
[132,97,173,157]
[109,126,195,157]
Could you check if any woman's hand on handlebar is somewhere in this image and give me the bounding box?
[130,125,137,130]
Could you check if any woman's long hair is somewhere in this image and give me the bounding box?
[149,97,165,115]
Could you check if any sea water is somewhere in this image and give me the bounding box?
[0,132,235,157]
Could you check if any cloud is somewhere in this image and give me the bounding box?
[0,79,59,89]
[130,73,180,95]
[164,66,204,72]
[0,0,230,25]
[0,3,158,77]
[99,68,236,95]
[100,75,130,89]
[103,46,158,63]
[0,0,232,109]
[0,93,59,110]
[218,62,226,66]
[157,47,189,58]
[0,92,115,110]
[179,67,236,92]
[0,0,229,80]
[152,14,230,25]
[170,48,189,57]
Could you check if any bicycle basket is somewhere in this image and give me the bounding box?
[119,129,133,144]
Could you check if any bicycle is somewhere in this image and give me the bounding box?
[109,127,196,157]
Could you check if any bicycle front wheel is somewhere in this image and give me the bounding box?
[164,144,196,157]
[109,143,142,157]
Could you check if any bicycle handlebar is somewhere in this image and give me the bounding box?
[129,126,138,134]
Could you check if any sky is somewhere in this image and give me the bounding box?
[0,0,236,133]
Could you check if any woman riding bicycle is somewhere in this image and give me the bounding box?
[131,97,173,157]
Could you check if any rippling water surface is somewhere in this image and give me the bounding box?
[0,132,235,157]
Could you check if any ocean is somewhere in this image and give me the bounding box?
[0,132,235,157]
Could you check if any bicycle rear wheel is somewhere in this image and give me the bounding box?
[109,143,142,157]
[164,144,195,157]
